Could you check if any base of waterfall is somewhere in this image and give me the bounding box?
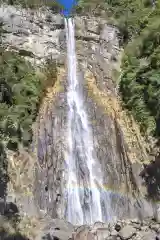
[39,217,160,240]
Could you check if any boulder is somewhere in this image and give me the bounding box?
[118,226,136,240]
[139,231,156,240]
[42,219,74,240]
[115,223,121,232]
[111,230,118,237]
[150,223,160,232]
[108,237,118,240]
[73,225,94,240]
[93,222,106,229]
[96,228,110,240]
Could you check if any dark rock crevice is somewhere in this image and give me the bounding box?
[140,155,160,201]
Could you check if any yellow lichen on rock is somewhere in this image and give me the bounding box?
[38,66,65,117]
[85,69,148,164]
[7,149,36,196]
[17,215,45,240]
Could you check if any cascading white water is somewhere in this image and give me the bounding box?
[65,18,104,225]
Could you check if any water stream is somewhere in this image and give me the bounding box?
[65,18,104,225]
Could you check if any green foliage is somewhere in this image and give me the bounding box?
[119,2,160,138]
[0,48,44,149]
[1,0,63,10]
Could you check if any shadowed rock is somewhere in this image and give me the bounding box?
[140,155,160,201]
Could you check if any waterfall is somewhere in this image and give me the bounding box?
[65,18,104,225]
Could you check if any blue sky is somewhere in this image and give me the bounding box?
[56,0,77,15]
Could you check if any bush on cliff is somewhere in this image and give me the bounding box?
[117,2,160,138]
[0,48,43,149]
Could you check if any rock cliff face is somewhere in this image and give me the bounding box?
[0,3,156,229]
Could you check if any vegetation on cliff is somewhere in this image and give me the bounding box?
[116,1,160,139]
[0,47,43,150]
[0,19,55,155]
[78,0,160,140]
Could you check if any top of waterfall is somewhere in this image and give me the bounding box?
[56,0,77,17]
